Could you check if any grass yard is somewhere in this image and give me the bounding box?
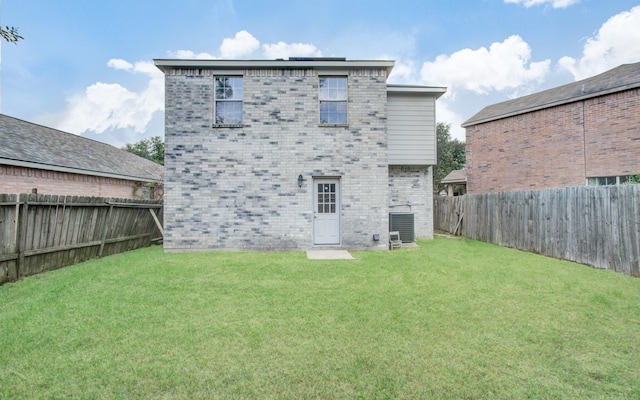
[1,236,639,399]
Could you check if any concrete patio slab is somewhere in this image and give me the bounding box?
[306,250,354,260]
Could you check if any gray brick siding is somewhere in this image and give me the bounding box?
[164,68,392,250]
[388,165,434,239]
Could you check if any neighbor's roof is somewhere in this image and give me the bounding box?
[0,114,164,182]
[441,169,467,184]
[154,57,395,75]
[462,61,640,127]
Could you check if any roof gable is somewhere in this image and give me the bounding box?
[441,169,467,184]
[462,62,640,127]
[0,114,163,182]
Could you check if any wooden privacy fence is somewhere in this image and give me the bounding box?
[434,185,640,276]
[0,193,163,284]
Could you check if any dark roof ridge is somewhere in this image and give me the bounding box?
[0,113,121,148]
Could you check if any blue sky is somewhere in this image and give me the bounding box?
[2,0,640,146]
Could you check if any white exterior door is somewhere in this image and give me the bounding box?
[313,178,340,245]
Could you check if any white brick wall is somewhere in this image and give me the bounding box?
[388,165,434,240]
[163,67,430,250]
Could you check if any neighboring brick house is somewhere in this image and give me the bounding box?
[0,114,164,199]
[154,57,446,251]
[462,62,640,194]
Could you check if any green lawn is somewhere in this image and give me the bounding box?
[1,236,639,399]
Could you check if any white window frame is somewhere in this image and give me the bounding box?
[214,76,243,126]
[587,175,639,186]
[319,76,348,125]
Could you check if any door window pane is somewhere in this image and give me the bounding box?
[316,181,337,214]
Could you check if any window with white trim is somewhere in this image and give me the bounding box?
[587,175,640,186]
[319,77,347,125]
[214,76,243,125]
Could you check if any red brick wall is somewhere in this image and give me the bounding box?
[466,88,640,194]
[0,165,139,198]
[584,89,640,177]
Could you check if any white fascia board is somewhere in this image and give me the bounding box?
[154,59,395,75]
[387,84,447,99]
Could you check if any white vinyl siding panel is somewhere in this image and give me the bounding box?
[387,93,436,165]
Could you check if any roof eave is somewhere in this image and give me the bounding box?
[0,158,162,183]
[153,58,396,76]
[462,81,640,128]
[387,84,447,99]
[441,179,467,185]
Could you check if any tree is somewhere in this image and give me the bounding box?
[1,26,23,43]
[434,122,466,194]
[122,136,164,165]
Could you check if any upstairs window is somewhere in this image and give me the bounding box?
[319,77,347,125]
[215,77,243,125]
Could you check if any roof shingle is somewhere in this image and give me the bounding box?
[0,114,164,182]
[462,62,640,127]
[441,168,467,184]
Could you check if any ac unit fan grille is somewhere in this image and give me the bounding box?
[389,213,415,243]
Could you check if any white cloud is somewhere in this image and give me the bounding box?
[559,6,640,80]
[168,50,216,59]
[504,0,580,8]
[420,35,550,97]
[107,58,133,71]
[262,42,321,59]
[219,30,260,58]
[387,58,417,83]
[35,31,263,139]
[129,60,163,77]
[436,100,466,142]
[38,60,164,136]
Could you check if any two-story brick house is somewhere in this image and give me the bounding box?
[155,57,445,251]
[462,61,640,194]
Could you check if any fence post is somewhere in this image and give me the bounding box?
[6,195,20,281]
[98,203,114,258]
[16,194,28,279]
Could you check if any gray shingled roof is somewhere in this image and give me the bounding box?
[441,169,467,184]
[462,61,640,127]
[0,114,164,182]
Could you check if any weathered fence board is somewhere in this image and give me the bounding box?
[434,185,640,277]
[0,194,163,285]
